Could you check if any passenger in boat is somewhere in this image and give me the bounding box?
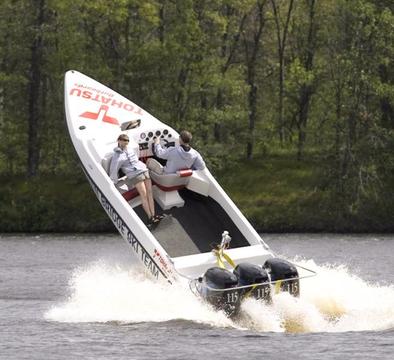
[110,134,163,225]
[147,130,205,174]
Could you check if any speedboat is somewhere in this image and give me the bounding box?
[64,70,315,316]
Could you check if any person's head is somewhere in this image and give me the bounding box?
[117,133,130,148]
[179,130,192,145]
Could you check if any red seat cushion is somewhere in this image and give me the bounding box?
[151,180,186,192]
[178,169,193,177]
[122,188,139,201]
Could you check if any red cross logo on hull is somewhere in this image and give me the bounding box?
[79,105,119,125]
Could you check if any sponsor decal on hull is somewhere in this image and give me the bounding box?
[153,249,174,276]
[79,104,120,125]
[83,168,171,283]
[69,85,144,117]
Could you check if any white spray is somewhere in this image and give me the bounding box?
[45,259,394,333]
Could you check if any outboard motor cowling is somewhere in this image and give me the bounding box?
[200,267,241,316]
[264,258,300,296]
[233,262,271,302]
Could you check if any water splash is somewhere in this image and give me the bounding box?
[45,259,394,333]
[45,261,231,327]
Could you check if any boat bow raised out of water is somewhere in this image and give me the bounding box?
[64,70,315,316]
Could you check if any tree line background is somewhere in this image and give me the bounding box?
[0,0,393,232]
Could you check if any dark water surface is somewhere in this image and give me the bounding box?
[0,234,393,360]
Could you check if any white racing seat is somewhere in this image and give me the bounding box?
[150,169,193,189]
[147,159,193,210]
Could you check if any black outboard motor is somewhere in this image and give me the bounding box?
[233,263,271,302]
[264,258,300,296]
[200,267,241,316]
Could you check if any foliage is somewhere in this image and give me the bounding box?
[0,175,113,232]
[0,0,393,232]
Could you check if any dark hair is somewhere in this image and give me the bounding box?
[179,130,192,144]
[117,134,129,141]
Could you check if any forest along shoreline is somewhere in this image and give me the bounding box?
[1,151,393,233]
[0,2,393,232]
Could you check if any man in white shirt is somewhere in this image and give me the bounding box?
[148,130,205,174]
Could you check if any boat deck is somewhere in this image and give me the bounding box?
[135,189,250,257]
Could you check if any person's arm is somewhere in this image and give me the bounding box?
[193,153,206,170]
[127,149,139,165]
[109,153,120,183]
[154,141,171,159]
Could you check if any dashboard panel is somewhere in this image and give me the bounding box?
[136,128,177,157]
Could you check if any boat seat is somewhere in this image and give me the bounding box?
[148,168,193,210]
[122,188,139,202]
[150,169,193,191]
[101,153,139,202]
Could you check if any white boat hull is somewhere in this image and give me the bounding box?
[64,71,315,315]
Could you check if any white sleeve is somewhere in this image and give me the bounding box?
[154,143,171,159]
[193,153,206,170]
[109,153,120,183]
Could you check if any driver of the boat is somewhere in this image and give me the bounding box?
[110,134,163,225]
[147,130,206,174]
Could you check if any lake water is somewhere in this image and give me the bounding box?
[1,233,393,360]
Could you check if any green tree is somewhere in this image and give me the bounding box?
[322,0,394,213]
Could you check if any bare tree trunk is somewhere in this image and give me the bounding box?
[246,84,258,159]
[334,82,342,162]
[158,1,165,43]
[296,0,316,160]
[0,86,4,155]
[175,67,189,124]
[271,0,294,144]
[27,0,45,177]
[244,1,266,160]
[378,65,394,129]
[214,7,247,141]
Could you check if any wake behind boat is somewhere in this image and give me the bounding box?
[64,70,315,316]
